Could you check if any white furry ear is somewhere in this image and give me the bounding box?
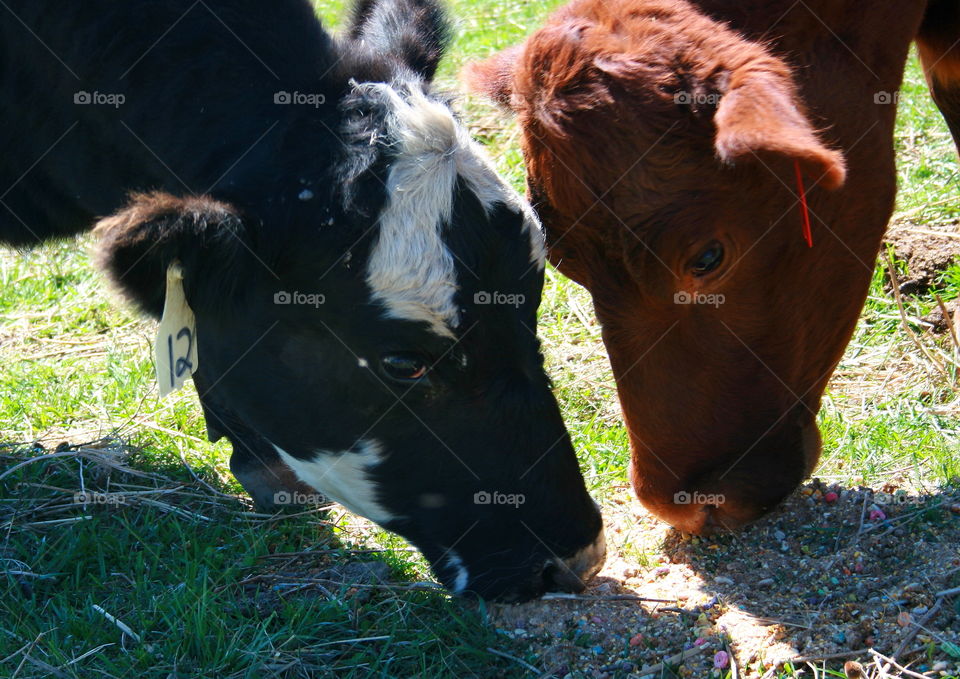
[714,59,846,189]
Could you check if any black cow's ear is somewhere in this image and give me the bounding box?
[348,0,448,81]
[94,192,247,318]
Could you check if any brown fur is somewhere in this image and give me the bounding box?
[465,0,959,533]
[917,0,960,146]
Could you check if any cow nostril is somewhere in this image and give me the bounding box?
[542,525,607,594]
[542,559,587,593]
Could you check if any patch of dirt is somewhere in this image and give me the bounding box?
[885,222,960,294]
[921,300,960,336]
[490,480,960,678]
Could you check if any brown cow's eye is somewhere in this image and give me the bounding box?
[690,243,724,276]
[381,353,429,382]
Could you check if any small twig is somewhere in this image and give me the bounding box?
[858,503,940,539]
[659,606,701,618]
[868,649,932,679]
[890,598,943,659]
[91,604,141,643]
[177,451,236,500]
[0,641,33,667]
[727,639,739,679]
[137,498,210,522]
[8,516,93,529]
[540,592,674,603]
[935,293,960,353]
[312,636,390,647]
[856,493,870,538]
[0,571,58,579]
[257,548,407,559]
[64,643,114,667]
[894,226,960,239]
[769,646,926,678]
[9,632,45,679]
[19,654,69,679]
[638,645,709,676]
[221,574,442,594]
[485,647,540,674]
[0,452,80,480]
[311,582,344,607]
[936,585,960,598]
[874,598,944,677]
[884,250,947,376]
[776,648,872,666]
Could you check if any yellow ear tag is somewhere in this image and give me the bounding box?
[155,262,199,398]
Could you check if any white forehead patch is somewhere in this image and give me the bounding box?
[359,82,545,339]
[272,438,395,525]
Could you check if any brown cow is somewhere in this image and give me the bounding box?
[466,0,960,534]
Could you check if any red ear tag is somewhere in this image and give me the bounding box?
[794,160,813,248]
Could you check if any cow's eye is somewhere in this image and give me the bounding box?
[381,353,429,382]
[690,243,724,276]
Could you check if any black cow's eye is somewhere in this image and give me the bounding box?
[381,353,429,382]
[690,243,724,276]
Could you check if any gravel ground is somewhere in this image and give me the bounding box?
[488,479,960,678]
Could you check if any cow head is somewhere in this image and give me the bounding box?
[93,0,604,602]
[465,0,865,534]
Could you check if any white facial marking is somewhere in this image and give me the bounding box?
[360,82,546,339]
[273,439,395,524]
[445,550,470,594]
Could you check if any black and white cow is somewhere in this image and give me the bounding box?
[0,0,605,601]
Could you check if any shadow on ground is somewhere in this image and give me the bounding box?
[0,438,514,678]
[489,480,960,678]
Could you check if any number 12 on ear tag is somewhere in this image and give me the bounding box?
[155,262,199,398]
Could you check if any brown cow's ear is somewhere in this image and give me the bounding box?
[95,192,247,318]
[461,45,524,109]
[714,63,846,190]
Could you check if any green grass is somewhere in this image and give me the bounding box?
[2,2,959,678]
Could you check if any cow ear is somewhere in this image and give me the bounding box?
[349,0,448,82]
[461,45,524,108]
[714,62,846,190]
[94,192,247,318]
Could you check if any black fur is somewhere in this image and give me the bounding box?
[347,0,449,80]
[0,0,604,601]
